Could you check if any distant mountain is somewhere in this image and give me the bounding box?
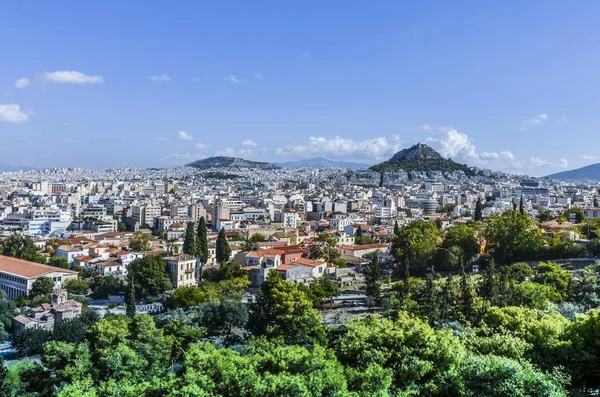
[370,143,475,175]
[186,156,280,170]
[277,157,370,169]
[0,164,37,173]
[546,163,600,180]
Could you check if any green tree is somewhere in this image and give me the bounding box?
[128,232,151,252]
[182,222,197,257]
[30,276,54,298]
[459,264,474,322]
[392,220,441,276]
[48,256,70,269]
[303,276,340,307]
[309,233,340,263]
[196,216,209,280]
[249,270,325,345]
[354,225,363,245]
[63,278,88,295]
[0,292,15,342]
[594,198,599,207]
[216,228,231,263]
[363,252,382,308]
[538,210,553,223]
[519,195,524,214]
[532,262,572,300]
[12,327,52,356]
[484,210,546,264]
[127,255,172,297]
[474,197,483,222]
[419,266,439,326]
[479,260,499,305]
[443,224,479,260]
[0,356,10,397]
[89,275,126,299]
[565,309,600,391]
[1,233,39,261]
[125,279,136,318]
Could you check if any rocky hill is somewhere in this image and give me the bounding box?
[370,143,474,175]
[186,156,280,170]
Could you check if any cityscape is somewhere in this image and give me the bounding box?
[2,1,600,396]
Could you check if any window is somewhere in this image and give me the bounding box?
[319,267,323,274]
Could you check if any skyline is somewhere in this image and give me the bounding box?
[1,1,600,176]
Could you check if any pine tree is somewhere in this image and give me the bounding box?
[355,226,363,245]
[196,216,209,282]
[182,222,197,257]
[216,228,231,263]
[459,262,474,323]
[440,275,456,323]
[519,195,524,214]
[474,197,483,222]
[125,278,136,318]
[364,253,382,308]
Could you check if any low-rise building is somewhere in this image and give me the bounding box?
[0,255,78,299]
[13,290,82,333]
[166,254,199,288]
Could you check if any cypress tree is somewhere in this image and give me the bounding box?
[216,228,231,263]
[440,275,456,323]
[355,226,363,245]
[196,216,209,281]
[393,220,400,235]
[183,222,197,257]
[422,266,439,326]
[404,257,410,296]
[125,278,136,318]
[519,196,524,214]
[364,253,382,308]
[474,197,483,222]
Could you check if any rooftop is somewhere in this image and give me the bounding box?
[0,255,78,278]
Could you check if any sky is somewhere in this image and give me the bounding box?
[1,1,600,176]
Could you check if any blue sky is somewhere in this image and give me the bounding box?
[1,1,599,175]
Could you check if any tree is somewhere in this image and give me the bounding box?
[249,270,325,345]
[48,256,70,269]
[309,233,340,263]
[363,252,382,308]
[182,222,197,257]
[595,198,599,207]
[303,276,340,307]
[215,228,231,263]
[419,266,439,326]
[393,220,400,235]
[459,263,474,322]
[479,260,499,305]
[484,210,546,264]
[125,278,136,318]
[63,278,88,295]
[127,255,172,297]
[196,216,209,280]
[1,233,39,261]
[89,275,126,299]
[355,226,363,245]
[128,232,151,252]
[519,195,524,214]
[30,276,54,298]
[392,220,441,276]
[12,327,52,356]
[565,309,600,391]
[443,224,479,260]
[474,197,483,222]
[538,210,553,223]
[0,291,16,342]
[0,356,10,397]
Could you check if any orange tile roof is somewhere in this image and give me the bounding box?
[0,255,77,278]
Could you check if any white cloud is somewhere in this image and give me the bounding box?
[529,157,569,168]
[154,136,167,142]
[426,128,522,170]
[276,136,401,162]
[521,113,548,130]
[15,78,30,89]
[241,139,257,147]
[41,71,103,84]
[178,131,193,141]
[215,147,254,157]
[224,75,244,84]
[161,153,199,161]
[148,74,171,82]
[558,114,568,123]
[582,154,597,160]
[195,143,209,150]
[0,104,30,123]
[421,124,432,131]
[254,72,263,79]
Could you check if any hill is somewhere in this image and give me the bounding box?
[186,156,280,170]
[546,163,600,180]
[370,143,474,175]
[277,157,370,169]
